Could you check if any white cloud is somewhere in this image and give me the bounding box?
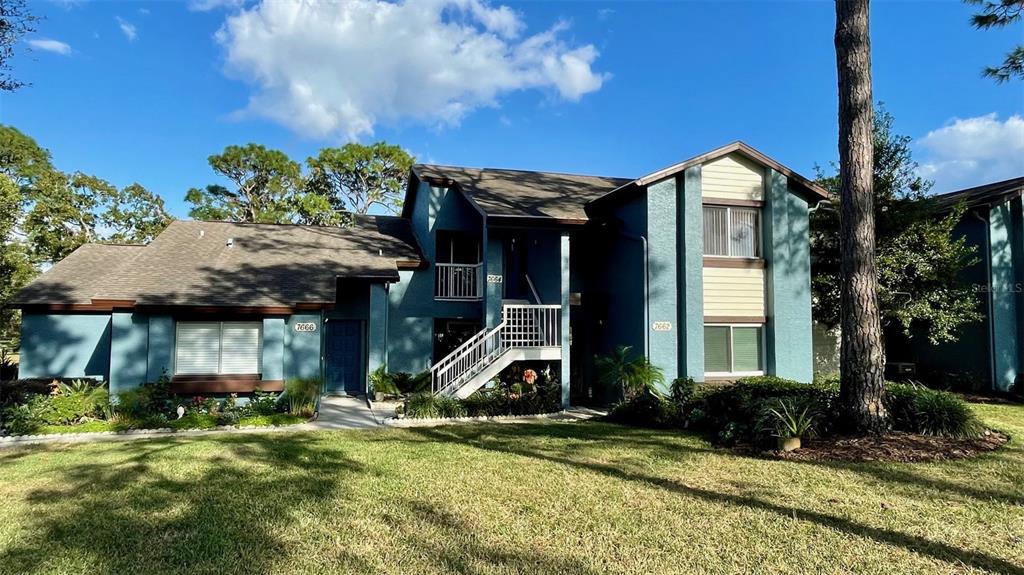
[189,0,245,12]
[917,113,1024,192]
[138,7,150,15]
[27,38,72,55]
[116,17,137,41]
[215,0,608,140]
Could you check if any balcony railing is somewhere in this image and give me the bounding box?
[435,262,483,300]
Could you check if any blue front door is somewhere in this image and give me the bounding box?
[325,319,363,395]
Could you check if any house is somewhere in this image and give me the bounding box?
[10,141,828,405]
[886,176,1024,393]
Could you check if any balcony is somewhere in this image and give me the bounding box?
[435,262,483,301]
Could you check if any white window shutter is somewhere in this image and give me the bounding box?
[175,323,221,375]
[219,322,262,375]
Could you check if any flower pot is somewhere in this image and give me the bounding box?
[779,436,801,452]
[374,392,385,402]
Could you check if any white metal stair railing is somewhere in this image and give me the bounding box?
[431,305,561,397]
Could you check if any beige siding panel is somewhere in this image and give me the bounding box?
[703,267,766,316]
[702,153,764,201]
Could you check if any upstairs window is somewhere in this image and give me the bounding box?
[703,206,760,258]
[175,321,262,375]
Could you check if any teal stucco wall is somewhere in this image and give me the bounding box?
[146,315,174,382]
[284,312,323,381]
[109,312,150,395]
[764,169,813,382]
[988,198,1021,391]
[262,317,286,381]
[388,179,483,373]
[646,176,679,387]
[679,166,705,381]
[19,313,112,381]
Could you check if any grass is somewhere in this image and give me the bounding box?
[11,413,309,436]
[0,403,1021,574]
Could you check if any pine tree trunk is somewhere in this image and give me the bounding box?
[835,0,888,434]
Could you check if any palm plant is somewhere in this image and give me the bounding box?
[595,346,665,400]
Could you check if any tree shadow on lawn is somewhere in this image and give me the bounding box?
[406,425,1024,575]
[0,433,363,575]
[366,420,717,464]
[0,431,606,575]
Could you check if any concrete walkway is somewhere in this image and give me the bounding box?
[311,395,379,429]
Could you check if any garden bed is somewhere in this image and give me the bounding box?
[765,429,1009,462]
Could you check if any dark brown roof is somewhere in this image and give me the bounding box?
[588,141,830,210]
[930,176,1024,213]
[12,216,423,309]
[412,164,633,223]
[12,244,147,306]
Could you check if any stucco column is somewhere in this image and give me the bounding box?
[485,228,504,328]
[988,197,1023,391]
[261,317,285,382]
[367,283,388,392]
[764,169,813,382]
[109,312,149,396]
[560,232,571,408]
[680,166,705,381]
[646,177,680,387]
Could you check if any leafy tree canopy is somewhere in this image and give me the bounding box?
[0,0,37,92]
[0,125,173,352]
[307,142,414,215]
[811,104,982,345]
[965,0,1023,83]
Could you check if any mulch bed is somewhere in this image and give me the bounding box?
[769,430,1009,463]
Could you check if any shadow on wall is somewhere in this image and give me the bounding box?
[16,280,111,380]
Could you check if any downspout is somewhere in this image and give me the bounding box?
[973,209,997,391]
[619,230,650,359]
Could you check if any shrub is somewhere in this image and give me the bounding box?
[113,378,175,419]
[691,377,838,445]
[370,367,401,397]
[885,383,985,438]
[285,377,321,417]
[763,399,817,439]
[595,346,665,400]
[436,396,467,418]
[405,392,441,419]
[606,390,674,428]
[246,390,282,416]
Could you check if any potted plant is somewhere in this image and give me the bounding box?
[766,399,815,451]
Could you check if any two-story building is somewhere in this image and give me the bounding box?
[11,142,828,406]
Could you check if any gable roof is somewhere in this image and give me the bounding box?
[11,216,424,310]
[411,164,633,224]
[930,176,1024,214]
[588,141,829,210]
[12,243,148,307]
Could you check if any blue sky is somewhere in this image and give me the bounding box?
[5,0,1023,219]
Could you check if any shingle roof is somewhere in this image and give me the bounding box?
[930,176,1024,214]
[412,164,633,223]
[12,243,147,306]
[12,216,423,309]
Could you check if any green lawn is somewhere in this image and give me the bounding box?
[0,403,1022,575]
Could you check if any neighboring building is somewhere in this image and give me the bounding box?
[887,176,1024,393]
[10,141,827,405]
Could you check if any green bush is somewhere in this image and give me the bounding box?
[284,377,321,417]
[606,390,674,428]
[245,390,282,416]
[436,396,467,418]
[690,377,838,445]
[405,392,441,418]
[885,383,985,438]
[390,371,431,394]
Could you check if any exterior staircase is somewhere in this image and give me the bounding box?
[430,304,562,398]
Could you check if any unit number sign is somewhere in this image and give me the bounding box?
[487,274,503,284]
[294,322,318,333]
[652,321,673,332]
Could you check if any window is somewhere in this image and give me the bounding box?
[175,322,262,375]
[703,206,760,258]
[704,325,763,375]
